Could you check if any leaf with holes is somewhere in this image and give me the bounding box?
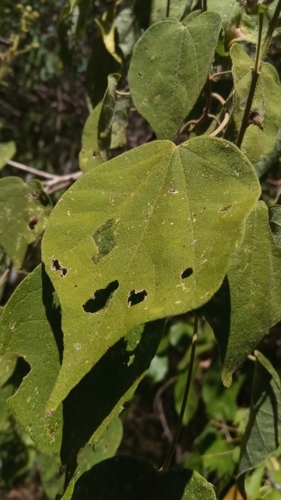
[42,136,260,411]
[231,43,281,163]
[0,178,52,269]
[202,202,281,387]
[237,354,281,499]
[128,12,221,139]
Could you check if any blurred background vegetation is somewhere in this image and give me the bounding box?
[1,1,281,499]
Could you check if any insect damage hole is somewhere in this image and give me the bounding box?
[83,280,119,313]
[28,216,39,230]
[51,259,68,278]
[181,268,193,279]
[127,289,148,307]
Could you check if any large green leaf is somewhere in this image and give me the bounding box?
[0,178,52,269]
[0,265,63,454]
[231,43,281,163]
[237,354,281,499]
[0,141,16,170]
[42,136,260,411]
[128,12,221,139]
[202,202,281,387]
[70,456,216,499]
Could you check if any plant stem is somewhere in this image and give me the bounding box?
[166,0,171,17]
[160,317,198,472]
[236,13,264,149]
[261,0,281,62]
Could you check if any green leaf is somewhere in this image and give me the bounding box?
[269,204,281,247]
[110,95,131,150]
[150,0,188,23]
[128,12,221,139]
[202,202,281,387]
[42,136,260,410]
[70,456,216,499]
[254,129,281,178]
[254,350,281,389]
[231,43,281,163]
[0,265,63,454]
[115,7,142,58]
[237,355,281,499]
[79,74,120,172]
[0,178,52,269]
[0,141,16,169]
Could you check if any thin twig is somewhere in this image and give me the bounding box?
[211,92,226,106]
[266,469,281,493]
[154,376,178,443]
[261,0,281,62]
[210,112,230,137]
[116,90,131,96]
[160,317,198,472]
[0,268,10,288]
[210,70,232,80]
[7,160,56,179]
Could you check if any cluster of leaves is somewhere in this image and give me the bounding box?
[2,0,281,498]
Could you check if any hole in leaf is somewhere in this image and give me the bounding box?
[169,188,178,194]
[92,219,116,264]
[51,259,68,278]
[181,268,193,279]
[28,216,39,230]
[218,205,232,213]
[83,280,119,313]
[138,72,143,77]
[127,289,148,307]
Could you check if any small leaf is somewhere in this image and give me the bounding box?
[0,352,18,388]
[70,455,216,499]
[128,12,221,139]
[231,43,281,163]
[115,7,142,58]
[269,204,281,247]
[254,350,281,389]
[110,95,131,149]
[202,202,281,387]
[150,0,188,23]
[0,178,52,269]
[237,355,281,499]
[42,136,260,410]
[79,74,120,172]
[0,141,16,169]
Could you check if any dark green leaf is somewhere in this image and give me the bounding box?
[70,456,216,499]
[237,355,281,499]
[202,202,281,387]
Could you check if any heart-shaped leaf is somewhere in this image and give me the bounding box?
[128,12,221,139]
[42,136,260,411]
